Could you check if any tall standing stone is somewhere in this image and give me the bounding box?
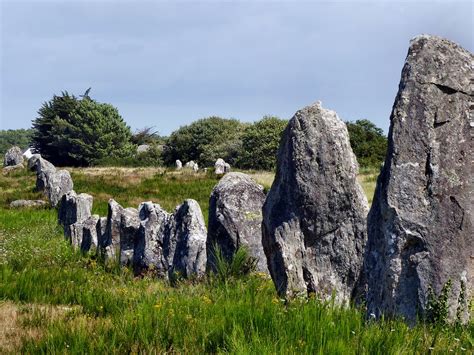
[207,172,267,272]
[58,191,93,227]
[101,199,124,261]
[119,207,141,266]
[365,35,473,324]
[175,160,182,170]
[44,170,74,207]
[262,101,369,302]
[3,146,24,167]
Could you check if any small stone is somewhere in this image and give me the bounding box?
[9,199,47,208]
[175,160,182,170]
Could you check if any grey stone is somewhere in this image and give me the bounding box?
[3,146,23,167]
[365,35,473,324]
[9,199,47,208]
[44,170,73,207]
[134,202,171,276]
[81,215,100,253]
[214,158,226,175]
[119,207,141,266]
[22,148,34,160]
[97,216,108,253]
[167,199,207,279]
[184,160,198,171]
[207,172,267,272]
[67,223,84,249]
[137,144,150,153]
[262,101,369,303]
[175,160,182,170]
[224,163,231,173]
[2,163,24,174]
[102,199,124,261]
[28,154,55,174]
[58,190,93,227]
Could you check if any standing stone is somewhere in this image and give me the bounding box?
[262,101,369,302]
[97,216,108,252]
[134,202,171,276]
[193,163,199,172]
[185,161,197,170]
[28,154,55,174]
[81,215,100,253]
[22,148,34,160]
[224,163,231,173]
[215,158,226,175]
[365,35,473,324]
[44,170,74,207]
[207,172,267,272]
[175,160,183,170]
[102,199,124,261]
[167,199,207,279]
[58,191,93,227]
[67,223,84,249]
[119,207,141,266]
[3,146,23,167]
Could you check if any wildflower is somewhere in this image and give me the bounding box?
[202,296,212,304]
[271,297,280,305]
[154,303,162,309]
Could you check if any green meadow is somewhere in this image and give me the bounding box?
[0,167,472,353]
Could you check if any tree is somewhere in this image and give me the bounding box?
[237,116,288,171]
[163,117,247,167]
[0,129,34,154]
[32,91,135,166]
[345,119,387,169]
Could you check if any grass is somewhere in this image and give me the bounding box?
[0,167,472,353]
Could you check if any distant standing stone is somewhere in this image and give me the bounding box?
[207,172,267,272]
[214,158,226,175]
[262,101,369,303]
[365,35,473,324]
[175,160,182,170]
[3,146,23,167]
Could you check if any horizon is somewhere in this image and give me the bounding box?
[1,0,472,135]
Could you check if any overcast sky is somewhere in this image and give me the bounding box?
[0,0,472,135]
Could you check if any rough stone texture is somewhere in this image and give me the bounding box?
[9,200,47,208]
[365,35,473,324]
[28,154,55,174]
[224,163,231,173]
[44,170,74,207]
[175,160,182,170]
[215,158,226,175]
[81,215,100,253]
[134,202,171,276]
[262,101,369,302]
[22,148,34,160]
[137,144,150,153]
[58,191,93,227]
[2,163,24,174]
[184,161,198,171]
[207,172,267,272]
[119,207,141,266]
[67,223,84,249]
[97,216,108,251]
[101,199,124,261]
[3,146,23,167]
[167,199,207,279]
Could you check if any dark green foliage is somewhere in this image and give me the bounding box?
[346,119,388,169]
[131,127,164,146]
[163,117,247,167]
[31,91,135,166]
[98,144,164,167]
[237,116,288,171]
[426,280,452,326]
[0,129,34,155]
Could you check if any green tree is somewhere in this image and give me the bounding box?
[163,117,247,167]
[345,119,387,169]
[0,129,34,154]
[32,91,135,166]
[237,116,288,171]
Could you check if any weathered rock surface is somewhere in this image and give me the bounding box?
[214,158,226,174]
[10,199,47,208]
[58,191,93,227]
[67,223,84,249]
[30,155,57,192]
[22,148,34,160]
[101,199,124,261]
[207,172,267,272]
[2,163,24,174]
[175,160,182,170]
[119,207,141,266]
[365,35,473,324]
[167,199,207,279]
[262,101,369,302]
[3,146,23,166]
[81,215,100,252]
[44,170,74,207]
[134,202,171,276]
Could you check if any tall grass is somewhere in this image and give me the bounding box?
[0,168,472,353]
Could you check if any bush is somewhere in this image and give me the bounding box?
[32,91,135,166]
[163,117,247,167]
[0,129,34,155]
[237,116,288,171]
[346,119,387,169]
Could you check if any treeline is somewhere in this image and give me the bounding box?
[1,91,387,170]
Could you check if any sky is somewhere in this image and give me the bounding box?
[0,0,472,136]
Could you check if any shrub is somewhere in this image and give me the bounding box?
[163,117,247,167]
[237,116,288,171]
[32,91,135,166]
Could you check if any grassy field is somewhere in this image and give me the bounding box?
[0,167,472,353]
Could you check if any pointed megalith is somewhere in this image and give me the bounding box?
[365,35,473,324]
[262,101,369,302]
